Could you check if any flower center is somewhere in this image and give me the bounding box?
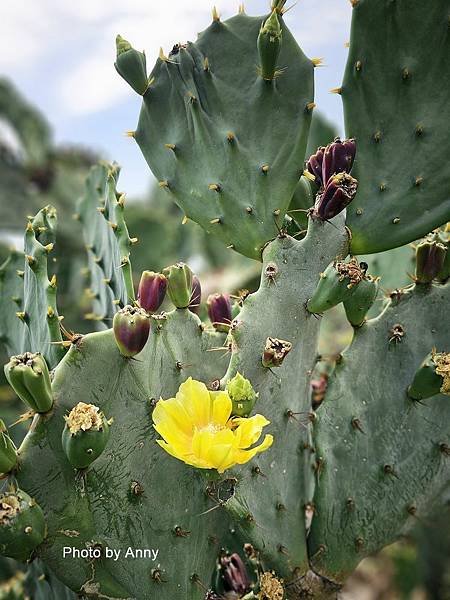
[199,423,225,434]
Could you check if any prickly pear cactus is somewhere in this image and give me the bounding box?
[1,2,450,600]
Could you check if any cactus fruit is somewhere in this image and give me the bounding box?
[113,305,150,357]
[207,293,232,333]
[0,490,46,561]
[313,172,358,221]
[321,138,356,185]
[343,275,379,327]
[408,351,450,401]
[1,2,450,599]
[137,270,167,313]
[414,239,447,284]
[62,402,112,469]
[220,552,250,595]
[163,262,194,308]
[307,257,365,314]
[4,352,53,413]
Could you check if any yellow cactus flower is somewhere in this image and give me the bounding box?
[153,377,273,473]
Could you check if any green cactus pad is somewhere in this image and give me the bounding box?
[343,0,450,254]
[127,11,313,260]
[76,162,135,326]
[222,214,349,581]
[15,310,232,599]
[309,282,450,582]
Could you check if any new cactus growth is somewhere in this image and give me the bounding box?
[1,1,450,599]
[115,35,149,95]
[257,9,282,81]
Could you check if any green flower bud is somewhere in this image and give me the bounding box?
[257,9,282,81]
[307,258,365,314]
[4,353,53,413]
[343,275,379,327]
[0,420,17,475]
[62,402,112,469]
[226,372,258,417]
[115,35,149,95]
[407,352,450,400]
[0,489,46,561]
[162,262,194,308]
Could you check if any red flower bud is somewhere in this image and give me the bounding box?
[207,293,232,332]
[137,271,167,313]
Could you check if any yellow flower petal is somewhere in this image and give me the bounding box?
[210,391,232,426]
[234,434,274,465]
[231,414,270,448]
[176,377,211,427]
[153,398,193,441]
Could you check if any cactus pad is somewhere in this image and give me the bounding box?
[125,11,314,260]
[343,0,450,254]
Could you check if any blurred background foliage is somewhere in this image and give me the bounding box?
[0,78,447,600]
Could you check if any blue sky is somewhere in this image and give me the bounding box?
[1,0,352,197]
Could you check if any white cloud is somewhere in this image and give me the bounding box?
[0,0,352,118]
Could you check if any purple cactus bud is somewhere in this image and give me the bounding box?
[306,146,325,187]
[188,276,202,314]
[415,240,447,284]
[314,172,358,220]
[113,305,150,357]
[321,137,356,185]
[137,271,167,313]
[207,293,232,332]
[220,553,250,595]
